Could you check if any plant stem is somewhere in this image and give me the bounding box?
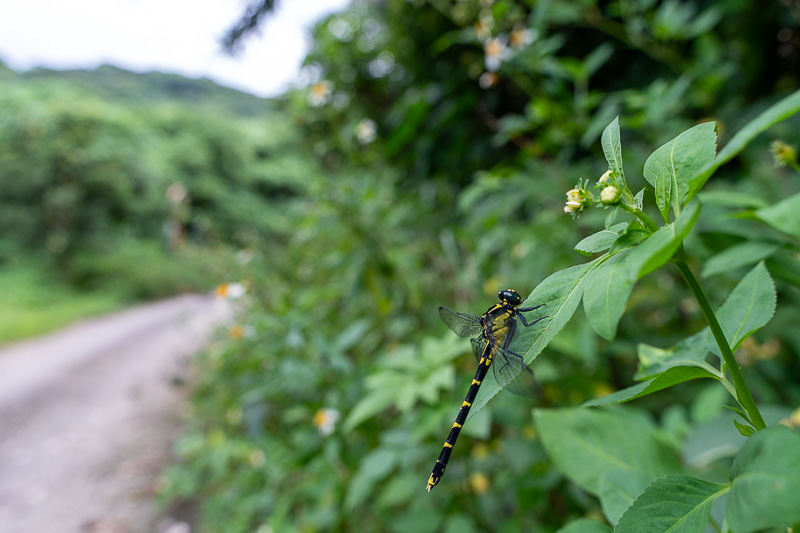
[619,202,660,232]
[673,248,766,431]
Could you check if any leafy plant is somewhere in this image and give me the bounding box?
[486,90,800,532]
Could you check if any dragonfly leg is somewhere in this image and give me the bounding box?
[518,313,547,328]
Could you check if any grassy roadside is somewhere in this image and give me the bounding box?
[0,259,125,345]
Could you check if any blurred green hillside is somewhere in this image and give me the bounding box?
[0,62,311,342]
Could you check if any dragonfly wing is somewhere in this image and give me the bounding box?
[491,344,541,398]
[470,337,488,363]
[438,307,483,339]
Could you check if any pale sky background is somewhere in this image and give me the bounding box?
[0,0,351,98]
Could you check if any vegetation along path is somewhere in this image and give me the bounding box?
[0,294,232,533]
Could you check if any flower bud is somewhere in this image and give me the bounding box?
[600,186,620,205]
[599,169,614,185]
[564,180,592,217]
[770,140,797,167]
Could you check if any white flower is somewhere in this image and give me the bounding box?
[355,118,377,144]
[484,35,511,72]
[214,282,246,299]
[479,71,499,89]
[308,81,332,107]
[313,408,340,436]
[509,24,537,49]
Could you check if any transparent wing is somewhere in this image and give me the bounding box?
[470,337,489,363]
[438,307,483,339]
[490,343,541,398]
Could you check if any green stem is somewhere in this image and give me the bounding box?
[673,248,766,431]
[619,202,660,232]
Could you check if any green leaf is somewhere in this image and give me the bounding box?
[635,330,711,380]
[722,405,753,426]
[625,197,700,279]
[534,407,683,495]
[689,89,800,198]
[468,259,601,419]
[614,475,729,533]
[582,251,634,341]
[575,223,628,255]
[583,366,716,407]
[733,419,755,437]
[755,191,800,241]
[597,470,652,525]
[727,426,800,532]
[701,241,780,278]
[710,262,776,357]
[697,190,768,209]
[601,117,625,184]
[644,123,716,220]
[556,519,612,533]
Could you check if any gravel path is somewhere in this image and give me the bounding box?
[0,294,232,533]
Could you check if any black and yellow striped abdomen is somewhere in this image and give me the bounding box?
[426,341,494,492]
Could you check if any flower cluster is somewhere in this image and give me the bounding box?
[564,179,593,217]
[472,9,537,87]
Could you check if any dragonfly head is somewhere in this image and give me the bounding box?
[498,289,523,307]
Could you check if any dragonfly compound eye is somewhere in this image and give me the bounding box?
[499,289,522,305]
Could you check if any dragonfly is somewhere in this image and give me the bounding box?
[426,288,546,492]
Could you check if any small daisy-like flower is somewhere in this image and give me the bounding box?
[165,182,187,204]
[308,80,333,107]
[474,17,493,41]
[484,35,511,72]
[770,140,798,167]
[600,186,621,205]
[214,282,246,299]
[478,71,499,89]
[355,118,377,144]
[509,24,536,49]
[564,180,593,217]
[313,408,340,436]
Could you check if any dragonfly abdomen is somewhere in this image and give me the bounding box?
[426,344,493,492]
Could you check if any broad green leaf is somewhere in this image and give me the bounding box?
[698,190,768,209]
[755,191,800,241]
[582,366,716,407]
[644,123,716,220]
[727,426,800,532]
[582,251,634,341]
[635,330,711,380]
[556,519,612,533]
[709,262,776,357]
[468,259,601,419]
[701,241,780,278]
[625,198,700,279]
[597,470,651,525]
[534,407,683,495]
[614,475,729,533]
[581,201,699,341]
[689,89,800,198]
[575,223,628,255]
[601,117,625,183]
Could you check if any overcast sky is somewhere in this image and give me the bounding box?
[0,0,350,98]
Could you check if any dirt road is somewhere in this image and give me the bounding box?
[0,294,232,533]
